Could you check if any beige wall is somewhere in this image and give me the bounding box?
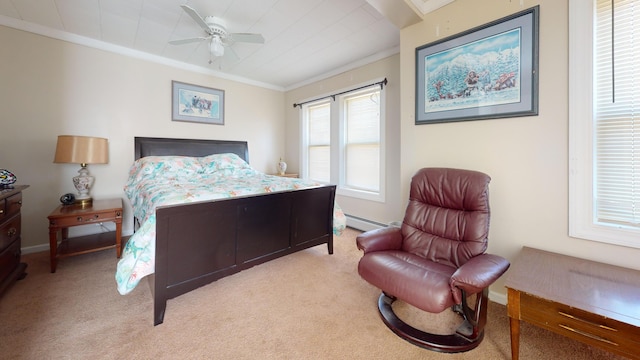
[0,25,285,249]
[400,0,640,299]
[284,55,403,227]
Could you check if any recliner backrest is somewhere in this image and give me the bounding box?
[401,168,491,268]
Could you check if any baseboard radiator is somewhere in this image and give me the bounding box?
[345,214,389,232]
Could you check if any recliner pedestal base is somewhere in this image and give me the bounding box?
[377,293,485,353]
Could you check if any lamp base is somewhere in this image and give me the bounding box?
[74,197,93,207]
[73,164,95,207]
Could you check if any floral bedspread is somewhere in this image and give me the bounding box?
[115,153,346,295]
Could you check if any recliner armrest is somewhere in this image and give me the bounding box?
[449,253,510,303]
[356,226,403,254]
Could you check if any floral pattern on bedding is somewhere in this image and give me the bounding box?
[116,153,346,295]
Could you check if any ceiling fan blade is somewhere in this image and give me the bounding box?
[169,37,210,45]
[229,33,265,44]
[180,4,213,35]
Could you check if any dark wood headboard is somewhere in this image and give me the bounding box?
[134,137,249,162]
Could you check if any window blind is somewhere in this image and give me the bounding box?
[595,0,640,227]
[307,102,331,183]
[345,90,380,192]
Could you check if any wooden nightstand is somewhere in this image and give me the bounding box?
[47,198,123,273]
[274,173,298,178]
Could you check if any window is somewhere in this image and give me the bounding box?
[301,82,385,202]
[569,0,640,248]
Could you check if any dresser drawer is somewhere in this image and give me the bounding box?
[521,292,640,357]
[0,238,20,281]
[0,192,22,220]
[5,192,22,217]
[0,214,21,252]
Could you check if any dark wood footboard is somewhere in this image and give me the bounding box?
[152,185,336,325]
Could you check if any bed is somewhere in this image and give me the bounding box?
[116,137,345,325]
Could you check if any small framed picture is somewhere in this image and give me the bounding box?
[172,81,225,125]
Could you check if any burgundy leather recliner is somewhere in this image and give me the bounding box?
[357,168,510,352]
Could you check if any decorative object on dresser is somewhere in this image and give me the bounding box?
[0,185,29,298]
[506,247,640,360]
[0,169,17,189]
[53,135,109,206]
[47,198,123,273]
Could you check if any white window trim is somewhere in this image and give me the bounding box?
[568,0,640,248]
[299,79,386,203]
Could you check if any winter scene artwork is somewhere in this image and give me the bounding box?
[415,6,538,124]
[425,28,521,113]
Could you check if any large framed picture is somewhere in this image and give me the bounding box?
[172,81,225,125]
[415,6,539,124]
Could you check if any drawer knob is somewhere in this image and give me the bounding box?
[77,216,83,222]
[0,209,4,214]
[7,227,16,237]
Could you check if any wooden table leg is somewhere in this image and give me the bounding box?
[507,288,522,360]
[115,220,123,258]
[48,227,58,273]
[509,316,520,360]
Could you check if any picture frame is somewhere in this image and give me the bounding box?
[172,81,225,125]
[415,6,539,124]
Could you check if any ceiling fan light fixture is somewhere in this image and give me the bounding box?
[210,36,225,57]
[172,5,263,63]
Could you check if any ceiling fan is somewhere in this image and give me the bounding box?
[170,4,265,63]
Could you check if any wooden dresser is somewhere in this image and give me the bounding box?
[0,185,29,297]
[505,247,640,360]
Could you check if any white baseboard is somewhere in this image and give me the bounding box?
[22,243,50,255]
[489,289,507,305]
[345,215,387,232]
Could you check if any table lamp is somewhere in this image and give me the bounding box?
[54,135,109,206]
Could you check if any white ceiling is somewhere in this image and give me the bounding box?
[0,0,412,90]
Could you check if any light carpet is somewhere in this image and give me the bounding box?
[0,228,624,359]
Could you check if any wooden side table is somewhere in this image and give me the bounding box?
[47,198,123,273]
[505,247,640,360]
